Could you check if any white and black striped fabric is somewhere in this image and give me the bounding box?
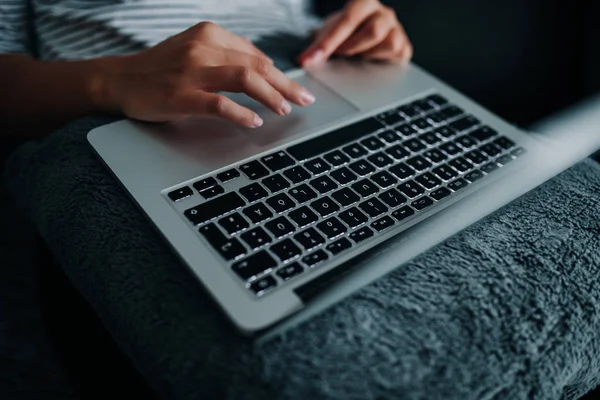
[0,0,321,60]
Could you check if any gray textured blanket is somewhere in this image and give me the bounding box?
[4,113,600,400]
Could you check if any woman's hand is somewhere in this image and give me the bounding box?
[96,22,315,128]
[299,0,412,66]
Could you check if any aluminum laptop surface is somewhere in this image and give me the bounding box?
[88,60,543,334]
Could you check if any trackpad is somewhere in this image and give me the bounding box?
[227,71,358,146]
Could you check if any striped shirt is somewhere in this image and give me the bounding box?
[0,0,322,60]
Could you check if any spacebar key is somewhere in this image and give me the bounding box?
[184,192,245,225]
[287,117,385,161]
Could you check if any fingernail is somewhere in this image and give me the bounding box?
[253,114,263,128]
[280,99,292,115]
[306,49,325,65]
[299,89,315,106]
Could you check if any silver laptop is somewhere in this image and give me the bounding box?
[88,60,543,334]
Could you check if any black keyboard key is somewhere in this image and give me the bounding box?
[430,187,452,200]
[288,206,319,227]
[302,250,329,267]
[404,138,427,152]
[287,118,384,161]
[262,174,291,193]
[271,239,302,262]
[243,202,273,223]
[361,136,385,151]
[392,206,415,221]
[200,185,225,199]
[261,151,295,172]
[332,187,360,207]
[448,157,473,173]
[232,250,276,281]
[310,176,338,194]
[239,183,268,202]
[349,159,376,176]
[442,105,464,119]
[412,196,434,210]
[311,197,340,217]
[342,143,369,159]
[439,141,461,156]
[448,178,469,191]
[379,188,406,208]
[283,165,311,184]
[349,226,374,243]
[411,117,432,131]
[267,193,295,213]
[398,180,425,198]
[368,152,394,168]
[265,216,296,238]
[371,171,398,188]
[304,157,331,175]
[415,172,442,189]
[378,129,401,143]
[398,104,422,118]
[331,167,358,185]
[240,160,270,180]
[218,212,250,234]
[359,198,388,218]
[317,217,347,239]
[414,99,435,112]
[480,162,499,174]
[426,111,447,125]
[464,170,485,182]
[389,163,416,180]
[465,150,489,165]
[326,237,352,255]
[339,207,369,228]
[168,186,193,202]
[497,155,515,165]
[184,192,245,225]
[240,227,272,249]
[423,148,447,164]
[396,124,418,138]
[386,144,411,160]
[194,177,218,193]
[379,110,407,126]
[456,135,477,149]
[450,115,480,132]
[371,216,395,232]
[289,184,318,204]
[432,165,459,181]
[277,263,304,281]
[323,150,350,167]
[470,126,498,142]
[200,224,246,261]
[217,169,240,182]
[495,136,516,150]
[435,126,456,138]
[250,276,277,296]
[406,156,432,172]
[427,94,449,107]
[420,131,442,145]
[295,228,326,250]
[352,179,380,197]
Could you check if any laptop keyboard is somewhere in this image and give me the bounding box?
[166,94,527,297]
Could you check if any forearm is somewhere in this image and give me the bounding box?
[0,55,116,138]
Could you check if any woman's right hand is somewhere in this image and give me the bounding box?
[94,22,315,128]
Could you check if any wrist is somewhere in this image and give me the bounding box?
[84,55,130,114]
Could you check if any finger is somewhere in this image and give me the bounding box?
[220,51,315,106]
[178,91,263,128]
[300,0,380,66]
[335,11,394,56]
[360,30,411,62]
[233,36,274,64]
[199,66,292,116]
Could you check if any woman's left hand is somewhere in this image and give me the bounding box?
[299,0,412,66]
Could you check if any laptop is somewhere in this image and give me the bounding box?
[88,60,545,335]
